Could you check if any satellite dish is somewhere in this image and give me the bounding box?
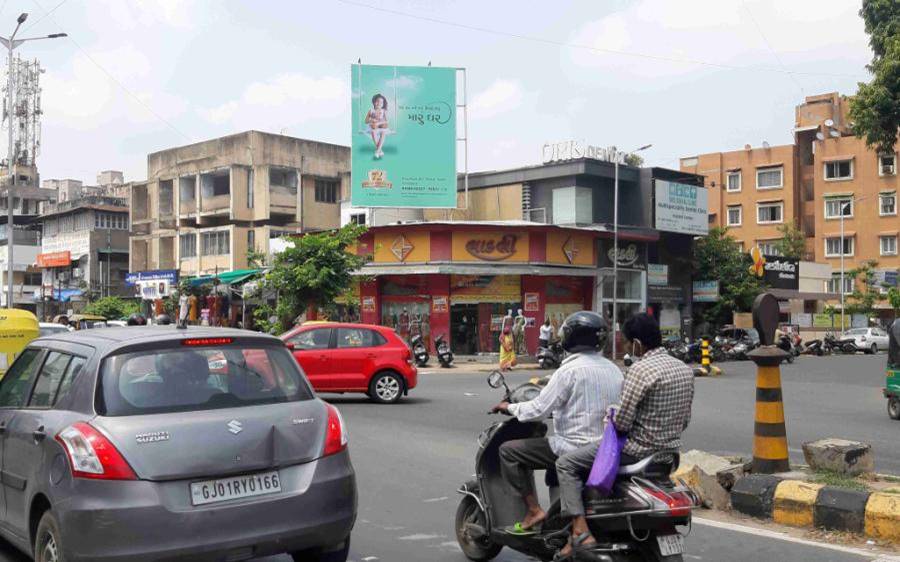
[829,130,841,138]
[816,132,825,141]
[824,119,834,127]
[762,141,770,149]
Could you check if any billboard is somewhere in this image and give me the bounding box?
[692,280,719,302]
[37,251,71,268]
[762,255,799,291]
[351,64,457,208]
[654,180,709,236]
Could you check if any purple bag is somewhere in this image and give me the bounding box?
[585,411,626,495]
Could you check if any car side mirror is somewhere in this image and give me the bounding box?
[487,370,505,389]
[285,342,295,351]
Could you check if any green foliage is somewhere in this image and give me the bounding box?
[849,0,900,154]
[623,153,644,167]
[845,260,884,316]
[83,296,141,320]
[811,469,869,492]
[693,227,766,326]
[246,248,268,269]
[254,224,367,334]
[886,286,900,316]
[774,221,806,260]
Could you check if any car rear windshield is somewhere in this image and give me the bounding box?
[846,329,867,335]
[97,345,313,416]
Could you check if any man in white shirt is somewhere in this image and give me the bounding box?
[539,319,554,349]
[491,311,623,535]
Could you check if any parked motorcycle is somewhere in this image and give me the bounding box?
[664,337,689,363]
[410,334,429,367]
[455,371,699,562]
[804,338,827,356]
[434,334,454,368]
[777,334,797,363]
[537,341,564,370]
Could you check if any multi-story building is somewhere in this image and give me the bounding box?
[681,92,899,314]
[129,131,348,277]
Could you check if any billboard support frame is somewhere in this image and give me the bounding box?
[457,67,469,216]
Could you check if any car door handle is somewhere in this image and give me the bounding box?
[0,422,6,435]
[32,426,46,442]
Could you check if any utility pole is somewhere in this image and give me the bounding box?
[0,13,65,307]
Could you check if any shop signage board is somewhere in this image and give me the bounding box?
[351,64,457,208]
[812,313,849,329]
[792,313,813,328]
[450,275,521,303]
[361,296,376,312]
[41,231,91,260]
[37,251,71,268]
[432,296,448,313]
[599,241,646,270]
[126,269,178,287]
[875,268,899,288]
[762,255,799,291]
[524,292,540,312]
[541,140,626,165]
[851,314,868,329]
[647,264,668,286]
[654,180,709,236]
[692,280,719,302]
[647,285,684,303]
[452,232,529,263]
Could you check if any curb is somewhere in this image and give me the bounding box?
[731,478,900,541]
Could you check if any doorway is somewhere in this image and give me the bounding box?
[451,304,478,354]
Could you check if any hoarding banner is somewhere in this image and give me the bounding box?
[647,264,668,286]
[654,180,709,236]
[763,255,799,291]
[126,269,178,286]
[37,251,71,268]
[351,64,457,208]
[692,280,719,302]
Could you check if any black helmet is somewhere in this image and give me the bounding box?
[127,314,146,326]
[560,311,609,353]
[155,314,172,325]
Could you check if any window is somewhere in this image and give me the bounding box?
[247,169,254,209]
[827,274,854,295]
[201,230,230,256]
[179,176,196,201]
[825,198,853,219]
[247,230,256,252]
[0,348,42,407]
[314,179,338,204]
[825,236,854,257]
[269,167,298,193]
[349,213,366,226]
[94,212,128,230]
[726,171,741,192]
[28,352,72,408]
[336,328,383,348]
[756,166,783,189]
[24,272,41,286]
[159,180,174,215]
[824,160,853,180]
[179,233,197,259]
[881,235,898,256]
[55,356,85,405]
[726,205,742,226]
[270,229,293,239]
[756,202,783,224]
[879,154,896,176]
[881,192,897,216]
[290,328,332,350]
[756,241,780,256]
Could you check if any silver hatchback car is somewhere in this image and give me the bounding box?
[0,327,356,562]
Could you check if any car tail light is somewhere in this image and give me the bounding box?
[643,487,693,517]
[322,404,348,457]
[404,347,413,364]
[55,422,137,480]
[183,337,234,346]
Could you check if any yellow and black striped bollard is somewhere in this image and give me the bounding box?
[750,293,790,474]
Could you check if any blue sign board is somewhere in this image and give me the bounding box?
[126,269,178,286]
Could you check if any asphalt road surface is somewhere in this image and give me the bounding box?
[0,353,895,561]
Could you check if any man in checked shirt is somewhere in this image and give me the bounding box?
[554,313,694,558]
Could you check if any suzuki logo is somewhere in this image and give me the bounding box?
[227,420,243,435]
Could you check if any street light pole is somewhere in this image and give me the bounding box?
[611,143,651,360]
[840,201,846,332]
[0,14,65,308]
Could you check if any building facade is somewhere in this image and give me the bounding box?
[681,92,899,314]
[129,131,349,278]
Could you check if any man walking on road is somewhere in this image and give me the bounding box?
[490,311,622,535]
[555,313,694,558]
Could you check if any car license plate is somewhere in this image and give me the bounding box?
[190,471,281,506]
[656,534,684,556]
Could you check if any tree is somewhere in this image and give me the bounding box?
[774,220,806,260]
[849,0,900,155]
[845,260,884,317]
[693,227,766,327]
[83,296,141,320]
[887,286,900,320]
[254,224,368,333]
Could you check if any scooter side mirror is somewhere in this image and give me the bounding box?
[623,354,634,367]
[487,371,506,389]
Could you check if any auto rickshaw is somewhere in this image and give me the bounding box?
[0,309,40,376]
[68,314,109,330]
[886,319,900,420]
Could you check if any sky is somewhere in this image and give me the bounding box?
[2,0,873,184]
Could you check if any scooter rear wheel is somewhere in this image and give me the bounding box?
[455,496,502,561]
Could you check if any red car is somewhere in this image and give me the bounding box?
[281,322,418,404]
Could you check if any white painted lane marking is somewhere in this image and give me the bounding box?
[423,496,448,503]
[693,517,900,560]
[397,533,445,541]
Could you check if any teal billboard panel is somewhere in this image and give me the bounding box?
[351,64,457,208]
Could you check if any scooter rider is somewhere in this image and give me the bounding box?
[555,313,694,559]
[490,311,623,535]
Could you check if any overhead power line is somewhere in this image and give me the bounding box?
[742,2,804,94]
[22,0,69,33]
[335,0,867,80]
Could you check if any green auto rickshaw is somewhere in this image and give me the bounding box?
[887,319,900,420]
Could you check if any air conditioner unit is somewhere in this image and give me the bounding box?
[881,163,895,175]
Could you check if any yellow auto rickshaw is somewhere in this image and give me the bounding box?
[68,314,109,330]
[0,309,39,376]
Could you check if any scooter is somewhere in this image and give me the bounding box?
[410,334,429,367]
[538,341,564,370]
[777,334,796,363]
[804,338,826,356]
[435,334,454,368]
[455,371,699,562]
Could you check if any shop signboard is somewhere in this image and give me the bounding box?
[42,231,91,260]
[361,296,376,312]
[126,269,178,287]
[351,64,457,208]
[851,314,868,329]
[599,241,646,270]
[654,180,709,236]
[450,275,521,303]
[37,251,71,268]
[647,264,668,286]
[524,292,540,312]
[139,280,172,300]
[875,268,899,288]
[692,280,719,302]
[792,313,813,328]
[432,295,448,313]
[762,255,799,291]
[452,232,529,263]
[812,313,849,329]
[647,285,684,304]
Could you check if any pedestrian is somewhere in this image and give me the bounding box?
[539,318,553,349]
[499,326,517,371]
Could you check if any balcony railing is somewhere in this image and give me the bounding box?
[44,196,127,214]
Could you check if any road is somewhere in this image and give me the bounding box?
[0,353,895,561]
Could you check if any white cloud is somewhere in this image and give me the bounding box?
[89,0,205,30]
[470,80,524,119]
